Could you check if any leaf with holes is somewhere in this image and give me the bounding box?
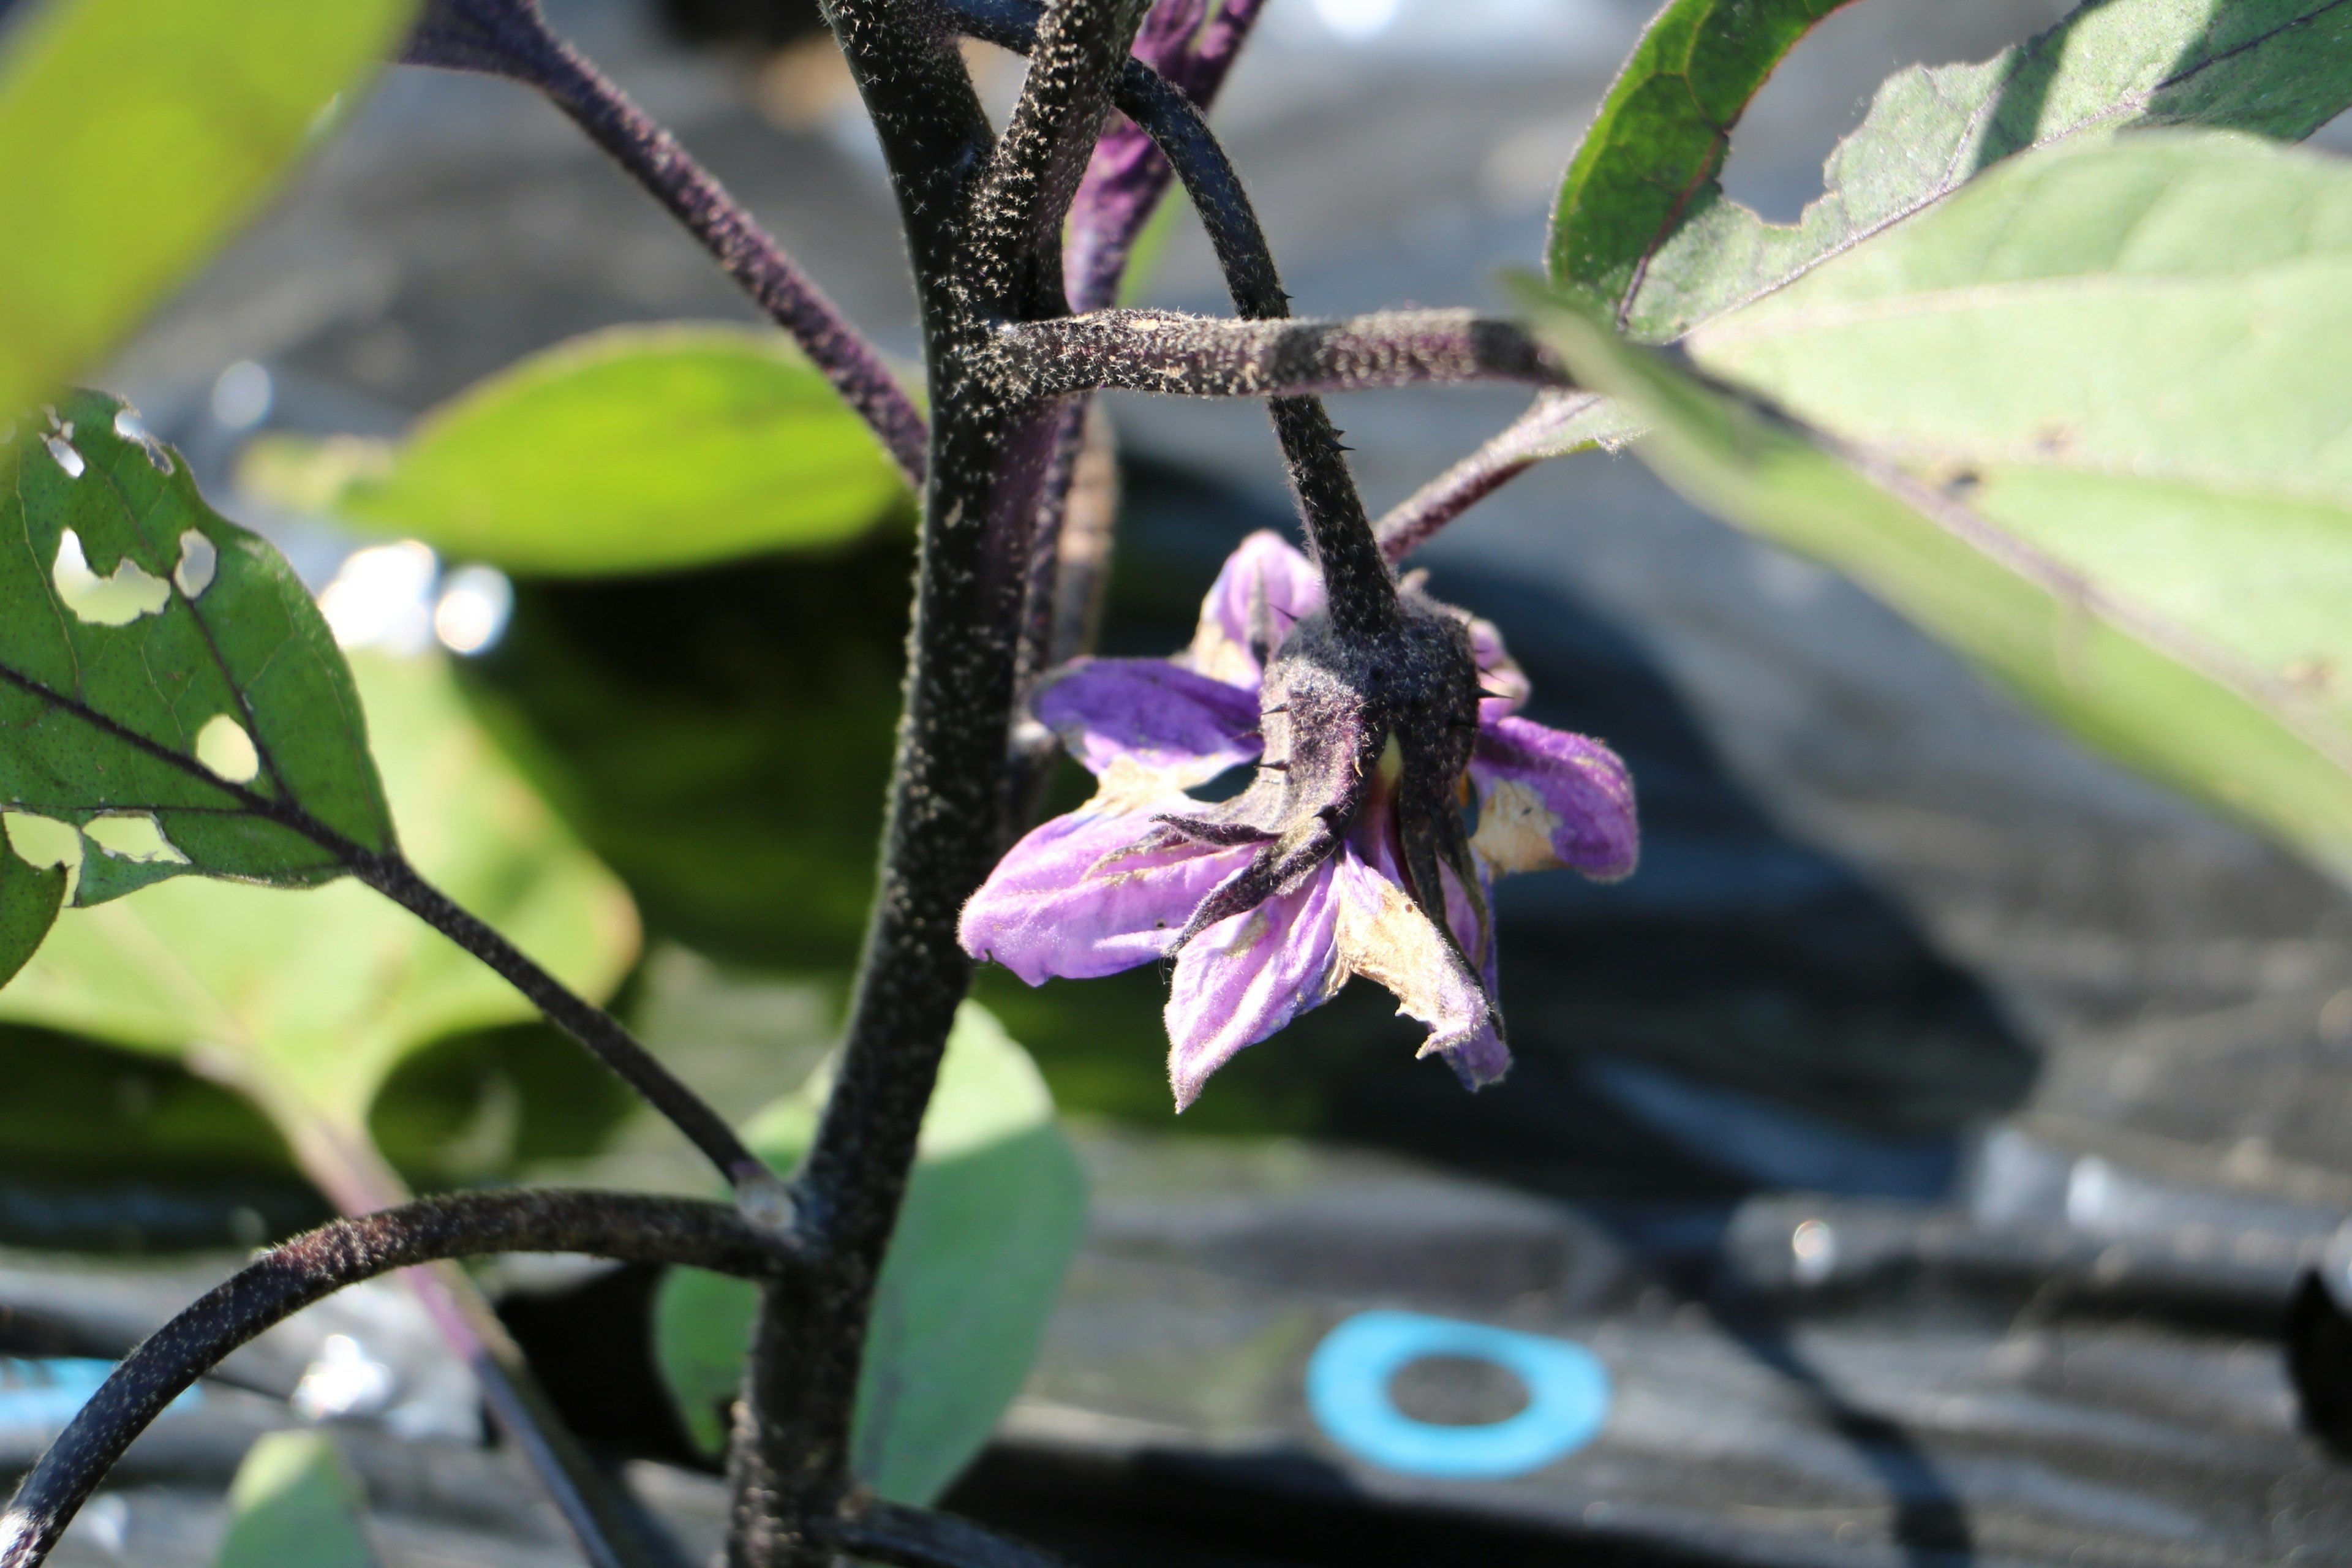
[236,325,913,576]
[0,388,390,904]
[0,0,417,420]
[655,1003,1086,1503]
[1523,130,2352,883]
[1551,0,2352,342]
[0,834,62,990]
[214,1431,380,1568]
[0,650,638,1144]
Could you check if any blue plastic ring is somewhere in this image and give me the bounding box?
[1305,1310,1610,1479]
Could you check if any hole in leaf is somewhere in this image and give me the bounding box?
[111,408,174,475]
[174,529,218,598]
[81,814,188,866]
[53,530,169,625]
[2,813,83,875]
[195,714,260,783]
[42,435,84,479]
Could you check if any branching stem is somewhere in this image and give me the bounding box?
[0,1192,793,1568]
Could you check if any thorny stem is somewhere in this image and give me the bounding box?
[0,1191,793,1568]
[399,0,929,484]
[354,852,771,1197]
[1002,307,1568,399]
[1375,390,1617,562]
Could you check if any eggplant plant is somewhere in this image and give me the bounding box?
[1,0,2350,1564]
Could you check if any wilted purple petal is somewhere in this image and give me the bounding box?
[1468,614,1530,721]
[1167,861,1344,1109]
[962,806,1253,985]
[1036,657,1262,783]
[1468,715,1638,879]
[1328,851,1501,1074]
[1180,530,1325,685]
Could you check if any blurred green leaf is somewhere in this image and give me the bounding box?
[655,1003,1086,1502]
[238,325,911,576]
[1526,130,2352,881]
[456,530,912,970]
[0,0,415,420]
[0,651,638,1142]
[0,835,63,988]
[0,388,392,905]
[214,1430,379,1568]
[1551,0,2352,342]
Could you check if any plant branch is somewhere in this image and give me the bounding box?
[1001,307,1567,399]
[832,1501,1070,1568]
[399,0,928,485]
[1375,390,1619,560]
[0,1191,792,1568]
[352,851,771,1201]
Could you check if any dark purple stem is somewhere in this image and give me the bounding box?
[400,0,929,484]
[1001,307,1567,398]
[0,1191,793,1568]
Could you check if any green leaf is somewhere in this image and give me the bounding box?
[1548,0,1856,323]
[1521,130,2352,881]
[0,650,638,1138]
[0,0,418,421]
[655,1003,1087,1502]
[236,325,912,576]
[0,388,393,903]
[1552,0,2352,342]
[214,1430,379,1568]
[0,835,63,989]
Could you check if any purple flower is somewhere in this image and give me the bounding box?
[961,532,1637,1109]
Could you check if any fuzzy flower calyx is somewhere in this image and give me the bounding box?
[960,532,1636,1109]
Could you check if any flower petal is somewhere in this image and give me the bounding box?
[1438,858,1509,1089]
[1468,715,1638,880]
[1036,658,1263,785]
[962,805,1253,984]
[1468,614,1530,721]
[1180,530,1325,685]
[1329,851,1504,1079]
[1166,861,1343,1110]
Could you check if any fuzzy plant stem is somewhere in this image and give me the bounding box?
[1375,389,1615,561]
[0,1192,793,1568]
[1003,307,1568,398]
[399,0,928,484]
[722,0,1148,1562]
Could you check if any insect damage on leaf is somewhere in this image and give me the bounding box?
[0,388,394,906]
